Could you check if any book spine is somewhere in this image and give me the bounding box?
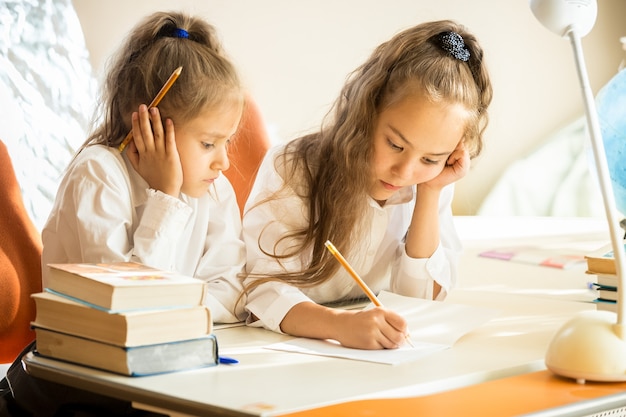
[32,294,212,346]
[35,329,219,376]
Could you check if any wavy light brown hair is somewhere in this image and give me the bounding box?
[78,11,242,153]
[247,19,492,291]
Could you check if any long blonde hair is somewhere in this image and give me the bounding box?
[247,19,492,291]
[78,11,242,154]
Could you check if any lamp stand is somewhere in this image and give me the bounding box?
[544,27,626,384]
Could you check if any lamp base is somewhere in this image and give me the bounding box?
[546,310,626,383]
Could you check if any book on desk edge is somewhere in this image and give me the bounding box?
[588,273,619,288]
[45,262,206,312]
[594,298,617,313]
[31,292,212,347]
[591,284,618,301]
[586,271,619,302]
[589,271,619,312]
[33,327,218,376]
[585,242,626,275]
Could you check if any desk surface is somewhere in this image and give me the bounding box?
[454,215,609,301]
[23,216,615,417]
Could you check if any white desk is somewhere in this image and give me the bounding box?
[454,215,610,308]
[22,216,614,417]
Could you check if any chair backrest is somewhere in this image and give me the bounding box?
[224,96,272,217]
[0,140,43,363]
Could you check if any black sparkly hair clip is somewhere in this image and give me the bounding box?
[435,31,470,62]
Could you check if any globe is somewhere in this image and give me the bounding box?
[596,68,626,215]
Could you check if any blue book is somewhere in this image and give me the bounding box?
[593,298,617,313]
[34,327,218,376]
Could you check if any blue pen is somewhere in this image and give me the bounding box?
[219,356,239,365]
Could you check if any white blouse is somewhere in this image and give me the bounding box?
[41,145,246,323]
[242,145,462,332]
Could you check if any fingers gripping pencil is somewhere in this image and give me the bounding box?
[118,66,183,153]
[324,240,415,347]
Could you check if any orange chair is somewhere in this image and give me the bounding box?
[0,140,42,364]
[224,96,272,216]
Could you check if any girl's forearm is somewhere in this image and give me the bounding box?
[280,301,345,340]
[405,185,441,259]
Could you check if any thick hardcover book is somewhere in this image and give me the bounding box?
[31,292,212,347]
[45,262,205,312]
[34,327,218,376]
[585,242,626,275]
[592,273,619,288]
[594,298,617,313]
[591,284,618,301]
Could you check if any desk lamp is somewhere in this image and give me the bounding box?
[530,0,626,383]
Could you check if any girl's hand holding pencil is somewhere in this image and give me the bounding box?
[125,104,183,197]
[118,66,182,153]
[122,66,184,197]
[334,307,412,350]
[325,240,415,349]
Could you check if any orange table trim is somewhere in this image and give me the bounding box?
[279,370,626,417]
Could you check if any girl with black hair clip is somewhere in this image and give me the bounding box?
[242,20,493,350]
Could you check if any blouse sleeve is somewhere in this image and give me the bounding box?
[194,176,248,323]
[242,147,314,332]
[42,146,191,282]
[132,189,193,268]
[390,184,461,300]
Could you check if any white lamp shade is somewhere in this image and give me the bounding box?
[529,0,597,37]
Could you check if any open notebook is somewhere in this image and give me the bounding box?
[265,291,498,365]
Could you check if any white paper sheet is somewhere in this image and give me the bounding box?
[265,291,499,365]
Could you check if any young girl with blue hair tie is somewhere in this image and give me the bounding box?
[1,11,247,416]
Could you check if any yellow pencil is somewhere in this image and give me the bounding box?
[324,240,415,347]
[117,66,183,153]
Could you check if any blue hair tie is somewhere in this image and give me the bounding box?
[173,28,189,39]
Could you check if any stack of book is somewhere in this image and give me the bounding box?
[585,242,625,313]
[32,262,218,376]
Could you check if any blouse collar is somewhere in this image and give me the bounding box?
[369,185,415,208]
